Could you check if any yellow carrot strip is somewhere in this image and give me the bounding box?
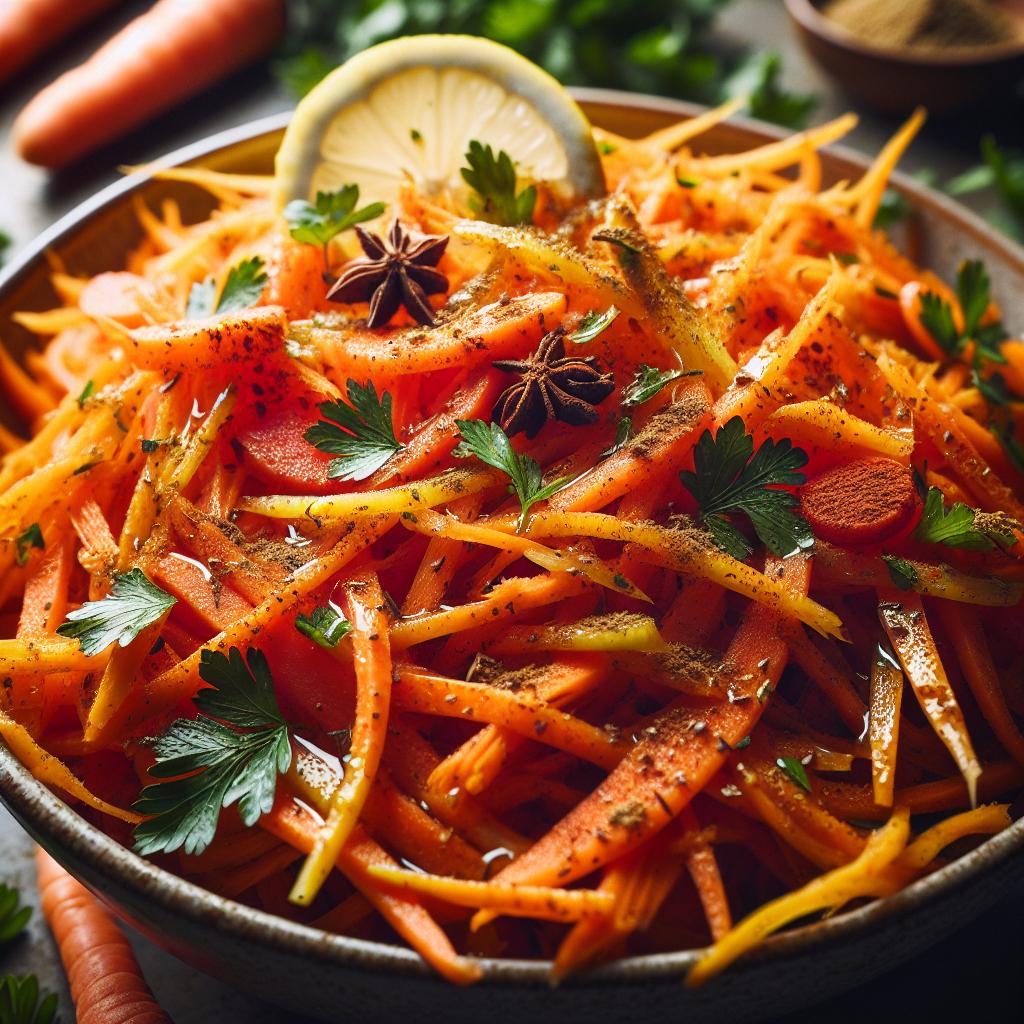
[290,573,393,907]
[11,308,88,336]
[643,97,746,152]
[399,506,651,602]
[897,805,1011,869]
[764,400,914,460]
[389,572,588,650]
[161,384,235,491]
[485,613,668,656]
[493,511,846,640]
[869,643,904,808]
[851,108,926,227]
[0,638,106,677]
[694,114,858,176]
[131,165,275,195]
[366,866,613,922]
[0,711,140,824]
[392,667,626,770]
[879,591,981,806]
[237,467,499,521]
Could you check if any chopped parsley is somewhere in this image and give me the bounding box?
[186,256,268,319]
[56,568,176,656]
[14,524,44,567]
[882,555,918,591]
[777,756,811,792]
[133,647,291,857]
[622,364,697,407]
[598,416,633,461]
[680,416,814,561]
[295,605,351,649]
[305,379,404,481]
[569,305,620,345]
[284,185,384,254]
[461,140,536,226]
[76,379,94,408]
[454,419,569,531]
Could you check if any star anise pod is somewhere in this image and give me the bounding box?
[327,219,448,328]
[492,328,615,439]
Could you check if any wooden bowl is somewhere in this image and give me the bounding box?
[785,0,1024,115]
[1,90,1023,1024]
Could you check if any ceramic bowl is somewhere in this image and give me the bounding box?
[2,90,1023,1024]
[785,0,1024,115]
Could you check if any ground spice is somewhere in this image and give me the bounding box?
[824,0,1020,51]
[800,457,920,546]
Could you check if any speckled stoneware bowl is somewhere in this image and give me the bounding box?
[2,91,1023,1024]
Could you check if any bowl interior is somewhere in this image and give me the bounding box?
[2,91,1024,1013]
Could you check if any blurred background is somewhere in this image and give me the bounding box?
[1,0,1023,1020]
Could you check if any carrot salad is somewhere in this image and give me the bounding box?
[2,104,1023,986]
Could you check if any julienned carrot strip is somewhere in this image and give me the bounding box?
[16,535,74,638]
[367,866,613,922]
[897,804,1011,869]
[686,808,910,987]
[475,554,810,903]
[261,795,481,985]
[427,656,609,796]
[878,590,981,806]
[290,572,393,906]
[200,844,301,900]
[869,643,904,807]
[392,666,626,770]
[935,603,1024,769]
[14,0,286,167]
[400,505,650,601]
[389,571,589,650]
[496,511,845,639]
[0,637,105,677]
[679,807,732,942]
[547,380,711,512]
[0,711,139,823]
[37,848,172,1024]
[851,108,926,227]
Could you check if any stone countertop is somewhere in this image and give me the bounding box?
[2,1,1023,1020]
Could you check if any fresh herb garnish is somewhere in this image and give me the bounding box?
[622,364,697,407]
[680,416,813,561]
[133,647,291,857]
[0,975,58,1024]
[284,186,384,257]
[946,135,1024,244]
[972,368,1010,406]
[598,416,633,461]
[873,188,912,230]
[14,524,44,567]
[56,568,176,656]
[725,50,817,130]
[0,884,31,945]
[569,305,620,345]
[305,379,404,481]
[461,141,536,226]
[914,487,1016,551]
[882,555,918,591]
[598,141,616,155]
[76,379,94,408]
[777,756,811,792]
[186,257,268,318]
[918,291,961,355]
[295,605,351,649]
[454,419,569,531]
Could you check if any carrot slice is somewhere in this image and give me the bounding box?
[869,642,904,807]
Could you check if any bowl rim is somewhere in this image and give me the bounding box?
[2,88,1023,988]
[784,0,1024,67]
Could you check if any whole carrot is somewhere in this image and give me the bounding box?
[13,0,286,167]
[0,0,118,85]
[36,848,173,1024]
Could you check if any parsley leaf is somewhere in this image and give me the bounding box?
[569,305,620,345]
[14,524,44,567]
[304,379,404,481]
[284,186,384,248]
[186,257,268,319]
[622,364,697,407]
[454,419,569,531]
[76,379,94,408]
[56,568,176,656]
[133,647,291,857]
[914,487,1015,551]
[956,259,991,339]
[918,291,961,355]
[680,416,813,561]
[882,555,918,591]
[0,884,31,945]
[598,416,633,461]
[777,756,811,792]
[461,141,536,226]
[972,368,1010,406]
[296,605,351,648]
[0,975,58,1024]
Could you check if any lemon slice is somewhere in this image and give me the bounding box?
[274,34,605,212]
